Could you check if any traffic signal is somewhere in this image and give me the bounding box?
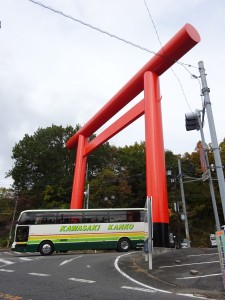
[185,112,200,131]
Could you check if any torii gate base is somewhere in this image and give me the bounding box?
[66,24,200,247]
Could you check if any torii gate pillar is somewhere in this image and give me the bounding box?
[144,71,169,247]
[67,24,201,247]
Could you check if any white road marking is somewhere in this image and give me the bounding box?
[60,255,82,266]
[12,252,23,255]
[115,253,214,299]
[121,286,154,293]
[187,253,218,257]
[177,273,222,280]
[68,278,95,283]
[176,293,209,299]
[0,258,15,267]
[19,257,33,261]
[0,269,15,272]
[114,252,167,293]
[3,252,14,255]
[159,260,220,268]
[28,272,50,276]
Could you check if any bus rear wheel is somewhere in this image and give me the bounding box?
[117,238,131,252]
[39,241,54,256]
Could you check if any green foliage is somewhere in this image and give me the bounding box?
[0,188,15,243]
[3,124,225,248]
[7,124,79,208]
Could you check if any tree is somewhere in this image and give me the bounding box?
[7,124,80,208]
[0,188,15,244]
[88,167,132,208]
[116,142,146,207]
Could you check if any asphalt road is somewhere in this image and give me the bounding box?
[119,247,225,299]
[0,249,223,300]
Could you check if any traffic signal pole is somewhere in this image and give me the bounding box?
[177,158,191,246]
[197,110,220,231]
[198,61,225,222]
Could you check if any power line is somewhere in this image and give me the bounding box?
[143,0,195,113]
[27,0,196,69]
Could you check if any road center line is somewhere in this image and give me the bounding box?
[121,286,154,293]
[28,272,50,277]
[68,278,95,283]
[159,260,220,268]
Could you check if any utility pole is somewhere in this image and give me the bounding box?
[196,110,220,231]
[173,178,181,249]
[7,195,18,248]
[199,61,225,222]
[177,158,190,247]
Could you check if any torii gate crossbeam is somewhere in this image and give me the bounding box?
[66,24,200,247]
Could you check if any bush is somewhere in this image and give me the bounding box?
[0,238,8,248]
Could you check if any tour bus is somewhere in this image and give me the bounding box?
[11,208,145,255]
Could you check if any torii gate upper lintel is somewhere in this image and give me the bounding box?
[66,23,200,247]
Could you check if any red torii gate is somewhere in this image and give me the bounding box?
[66,24,200,247]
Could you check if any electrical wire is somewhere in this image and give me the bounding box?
[27,0,196,69]
[144,0,195,113]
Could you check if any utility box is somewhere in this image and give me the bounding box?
[216,229,225,289]
[210,234,217,247]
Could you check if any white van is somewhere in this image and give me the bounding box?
[210,234,217,247]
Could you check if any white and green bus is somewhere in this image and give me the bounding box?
[11,208,145,255]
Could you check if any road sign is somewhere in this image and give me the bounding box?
[202,169,210,182]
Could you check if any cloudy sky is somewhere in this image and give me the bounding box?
[1,0,225,188]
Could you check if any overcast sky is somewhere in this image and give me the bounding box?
[1,0,225,188]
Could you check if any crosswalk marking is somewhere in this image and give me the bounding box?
[3,251,14,255]
[0,258,15,266]
[19,257,33,261]
[0,269,15,272]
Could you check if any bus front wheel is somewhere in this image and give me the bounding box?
[39,241,54,256]
[117,238,131,252]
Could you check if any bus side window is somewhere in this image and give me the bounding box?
[109,211,127,222]
[36,213,57,224]
[83,212,108,223]
[57,213,83,224]
[71,217,80,223]
[132,211,141,222]
[126,212,133,222]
